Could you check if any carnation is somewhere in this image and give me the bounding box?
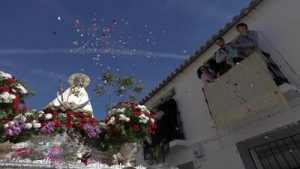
[0,92,16,103]
[45,113,53,120]
[25,123,33,129]
[136,105,148,112]
[33,123,41,129]
[0,86,10,92]
[25,112,33,116]
[20,116,27,122]
[116,108,126,113]
[0,71,12,80]
[41,122,54,134]
[108,117,116,125]
[3,124,9,128]
[119,114,130,122]
[15,83,28,94]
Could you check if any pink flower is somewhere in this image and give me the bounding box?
[41,122,54,134]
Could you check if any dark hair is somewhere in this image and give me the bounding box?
[236,23,248,30]
[197,67,202,79]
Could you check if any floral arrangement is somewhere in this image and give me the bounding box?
[2,108,100,143]
[0,71,33,142]
[0,71,32,113]
[99,101,156,150]
[0,70,158,167]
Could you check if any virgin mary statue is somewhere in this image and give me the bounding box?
[45,73,93,117]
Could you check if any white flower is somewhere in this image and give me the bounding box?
[0,71,12,80]
[25,112,33,116]
[14,114,22,119]
[136,105,149,112]
[150,118,155,123]
[15,83,28,94]
[0,92,16,103]
[108,108,117,115]
[32,120,37,124]
[20,116,27,122]
[139,119,148,124]
[38,111,45,118]
[138,114,149,124]
[99,122,108,130]
[45,113,53,120]
[3,124,9,128]
[33,123,41,128]
[119,114,130,122]
[108,117,116,125]
[9,121,15,126]
[117,108,126,113]
[25,123,33,129]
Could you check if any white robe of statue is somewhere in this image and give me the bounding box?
[45,73,93,117]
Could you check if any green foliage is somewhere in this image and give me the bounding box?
[94,85,105,96]
[94,70,144,110]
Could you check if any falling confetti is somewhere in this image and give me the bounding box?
[70,15,184,87]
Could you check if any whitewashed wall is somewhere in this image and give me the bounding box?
[144,0,300,168]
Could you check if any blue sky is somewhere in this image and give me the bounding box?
[0,0,249,119]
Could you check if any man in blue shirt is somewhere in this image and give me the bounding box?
[231,23,259,57]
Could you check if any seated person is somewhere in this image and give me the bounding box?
[215,37,244,67]
[231,23,259,57]
[211,39,232,76]
[197,65,216,84]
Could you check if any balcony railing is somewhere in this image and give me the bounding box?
[202,51,290,132]
[261,51,289,86]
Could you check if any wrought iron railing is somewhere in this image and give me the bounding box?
[261,51,289,86]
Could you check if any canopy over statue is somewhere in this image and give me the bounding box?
[45,73,93,117]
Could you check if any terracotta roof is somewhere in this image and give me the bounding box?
[140,0,264,105]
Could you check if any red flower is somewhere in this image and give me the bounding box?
[0,86,10,92]
[78,123,85,130]
[67,115,73,122]
[89,118,97,124]
[135,111,142,117]
[146,112,153,118]
[66,111,72,116]
[11,93,20,113]
[151,123,157,129]
[2,120,9,124]
[51,112,58,119]
[104,117,109,123]
[82,117,88,123]
[147,127,153,134]
[129,121,136,127]
[115,115,120,123]
[6,78,15,84]
[54,121,61,127]
[65,122,72,129]
[22,104,28,112]
[78,112,84,118]
[132,125,140,132]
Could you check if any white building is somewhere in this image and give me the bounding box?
[141,0,300,168]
